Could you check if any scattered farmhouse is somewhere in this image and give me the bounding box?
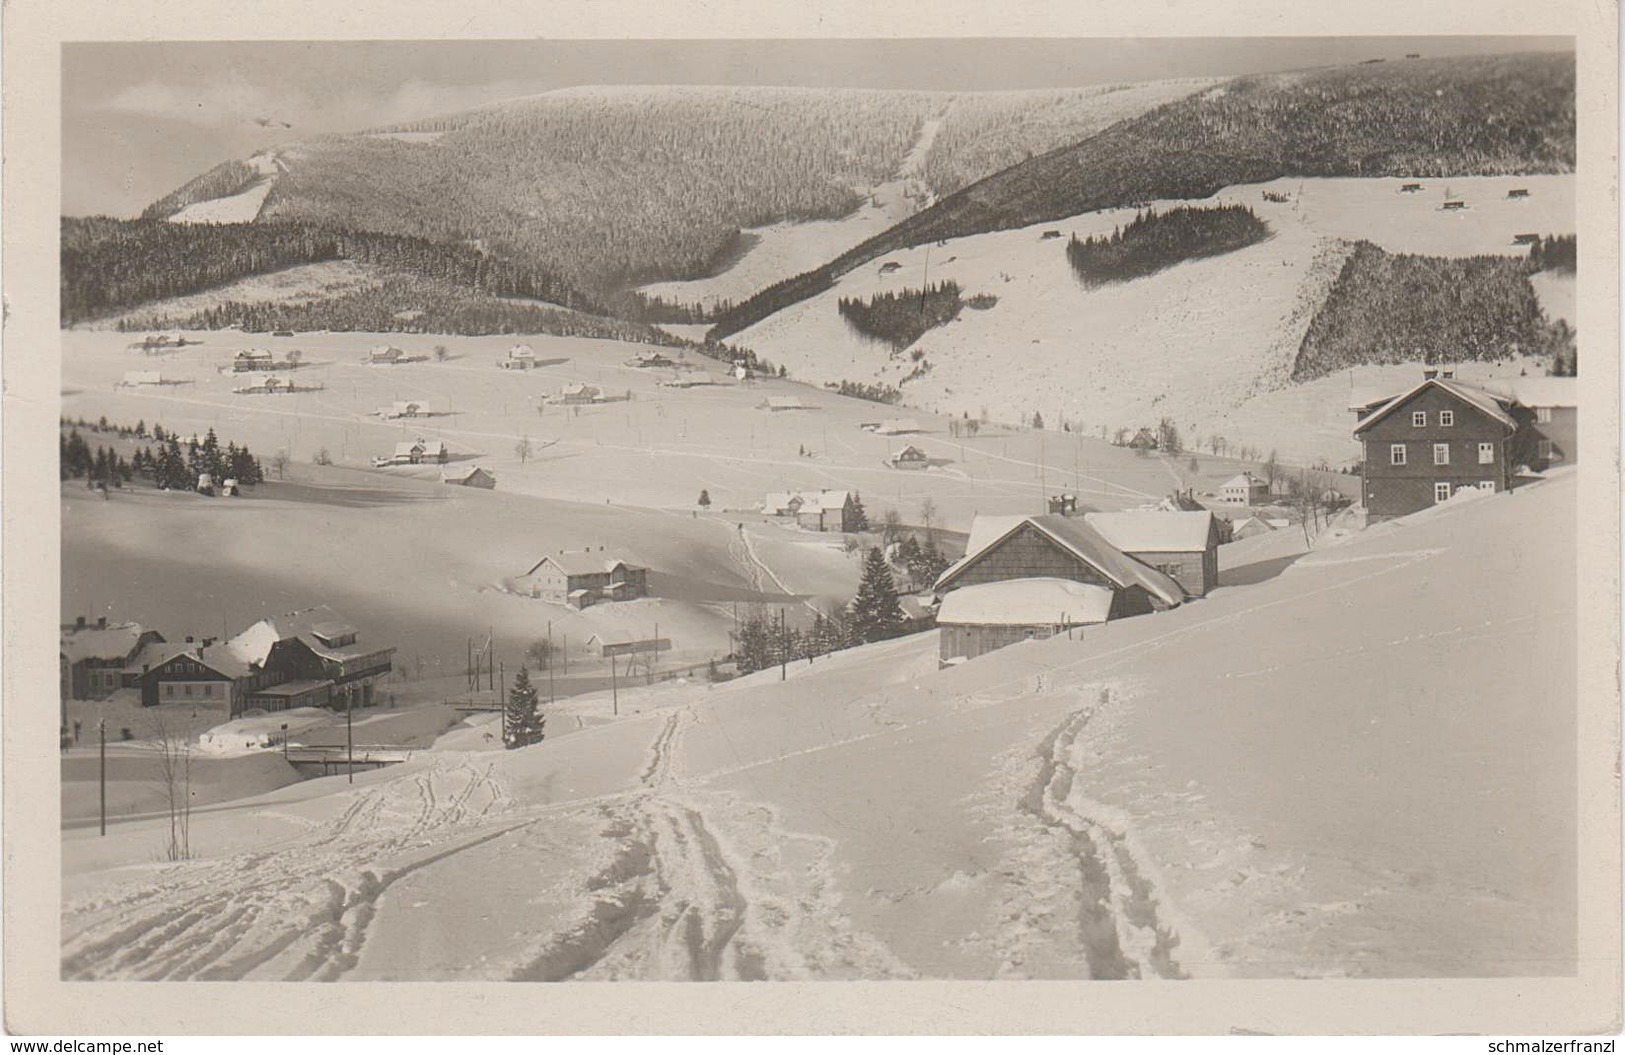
[1512,233,1541,246]
[1126,428,1159,451]
[1441,200,1467,211]
[376,437,448,466]
[1352,370,1537,520]
[1219,472,1271,506]
[626,351,676,369]
[367,345,408,365]
[516,552,650,608]
[379,400,435,419]
[1047,493,1081,516]
[232,349,277,372]
[867,418,923,436]
[935,515,1185,620]
[443,466,496,489]
[120,371,170,387]
[937,578,1114,663]
[1507,188,1531,200]
[1083,510,1221,598]
[888,445,930,471]
[1400,183,1424,193]
[760,396,809,412]
[662,373,724,388]
[60,617,165,703]
[762,489,861,532]
[556,383,604,404]
[501,344,537,369]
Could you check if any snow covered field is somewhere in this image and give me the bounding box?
[61,472,1576,980]
[729,175,1574,467]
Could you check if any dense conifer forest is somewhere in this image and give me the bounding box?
[1065,204,1269,285]
[837,282,963,348]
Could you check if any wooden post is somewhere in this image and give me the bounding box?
[347,701,354,785]
[547,621,555,705]
[610,653,619,717]
[99,719,106,837]
[779,609,787,682]
[650,623,658,686]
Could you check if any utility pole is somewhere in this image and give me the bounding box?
[779,608,788,682]
[346,701,354,784]
[610,653,619,717]
[650,622,658,686]
[99,718,106,837]
[547,621,556,705]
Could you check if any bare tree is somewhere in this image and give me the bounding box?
[919,496,939,547]
[515,436,534,463]
[149,710,196,862]
[286,348,302,370]
[434,344,449,362]
[270,449,290,480]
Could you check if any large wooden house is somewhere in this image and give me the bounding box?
[226,607,396,714]
[1352,373,1535,520]
[1083,510,1221,598]
[935,515,1184,619]
[60,617,165,703]
[937,578,1114,663]
[518,552,650,608]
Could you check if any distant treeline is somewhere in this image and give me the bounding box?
[707,53,1574,341]
[837,281,963,349]
[1293,241,1571,380]
[62,216,606,326]
[1065,204,1268,286]
[825,379,903,404]
[141,160,266,221]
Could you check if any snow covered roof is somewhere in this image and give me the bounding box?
[227,605,377,666]
[236,348,274,359]
[1084,511,1215,553]
[252,678,335,697]
[940,515,1184,609]
[763,396,806,409]
[1352,378,1518,435]
[525,552,640,577]
[936,578,1115,627]
[1475,376,1578,409]
[122,371,164,385]
[875,418,922,435]
[392,438,447,457]
[1221,473,1265,491]
[508,344,535,359]
[560,383,601,397]
[891,445,928,461]
[61,622,154,663]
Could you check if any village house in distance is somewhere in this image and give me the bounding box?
[762,489,862,532]
[1352,368,1577,520]
[516,551,650,608]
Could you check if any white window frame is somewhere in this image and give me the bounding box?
[1477,481,1496,493]
[1434,482,1452,504]
[1478,442,1494,465]
[1535,407,1553,423]
[1433,443,1450,465]
[1390,444,1407,466]
[1412,411,1427,427]
[1439,410,1454,427]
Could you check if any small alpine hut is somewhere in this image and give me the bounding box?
[888,444,930,471]
[937,578,1114,663]
[443,466,496,489]
[367,345,407,365]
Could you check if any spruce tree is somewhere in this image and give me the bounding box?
[849,547,905,644]
[849,491,869,532]
[503,667,545,749]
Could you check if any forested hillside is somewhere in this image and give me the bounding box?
[61,216,603,325]
[1292,241,1568,380]
[1065,204,1269,285]
[708,52,1574,339]
[141,160,267,221]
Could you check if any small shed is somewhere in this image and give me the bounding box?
[1400,183,1423,193]
[1230,516,1276,540]
[1441,200,1467,211]
[878,261,902,275]
[443,466,496,489]
[761,396,807,412]
[937,578,1114,663]
[1506,188,1531,200]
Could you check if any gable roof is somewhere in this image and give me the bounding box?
[141,641,253,680]
[891,444,928,461]
[525,552,640,578]
[937,578,1115,628]
[61,622,158,663]
[938,514,1183,608]
[1084,511,1215,553]
[1352,378,1518,435]
[797,490,850,511]
[226,605,376,666]
[1221,473,1265,491]
[1476,376,1578,409]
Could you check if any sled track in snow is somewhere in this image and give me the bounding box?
[1019,698,1187,980]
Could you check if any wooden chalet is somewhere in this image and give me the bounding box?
[232,349,277,372]
[517,552,649,608]
[1507,188,1531,200]
[367,345,408,364]
[60,617,165,702]
[1126,428,1159,450]
[391,437,448,465]
[935,515,1184,620]
[937,578,1113,663]
[501,344,537,369]
[1083,510,1221,598]
[443,466,497,489]
[627,351,676,368]
[1352,372,1527,520]
[557,383,603,404]
[225,606,396,714]
[763,489,860,532]
[889,445,930,470]
[1400,183,1423,193]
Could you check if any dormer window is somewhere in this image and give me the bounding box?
[1412,411,1426,427]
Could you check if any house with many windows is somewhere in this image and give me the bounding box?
[1352,371,1543,520]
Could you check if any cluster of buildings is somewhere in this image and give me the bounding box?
[762,489,862,533]
[60,607,395,721]
[373,437,449,466]
[933,510,1218,663]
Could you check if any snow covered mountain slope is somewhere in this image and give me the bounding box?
[62,471,1575,980]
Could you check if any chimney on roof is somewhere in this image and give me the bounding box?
[185,635,194,644]
[1423,368,1439,380]
[1440,367,1455,380]
[76,616,86,629]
